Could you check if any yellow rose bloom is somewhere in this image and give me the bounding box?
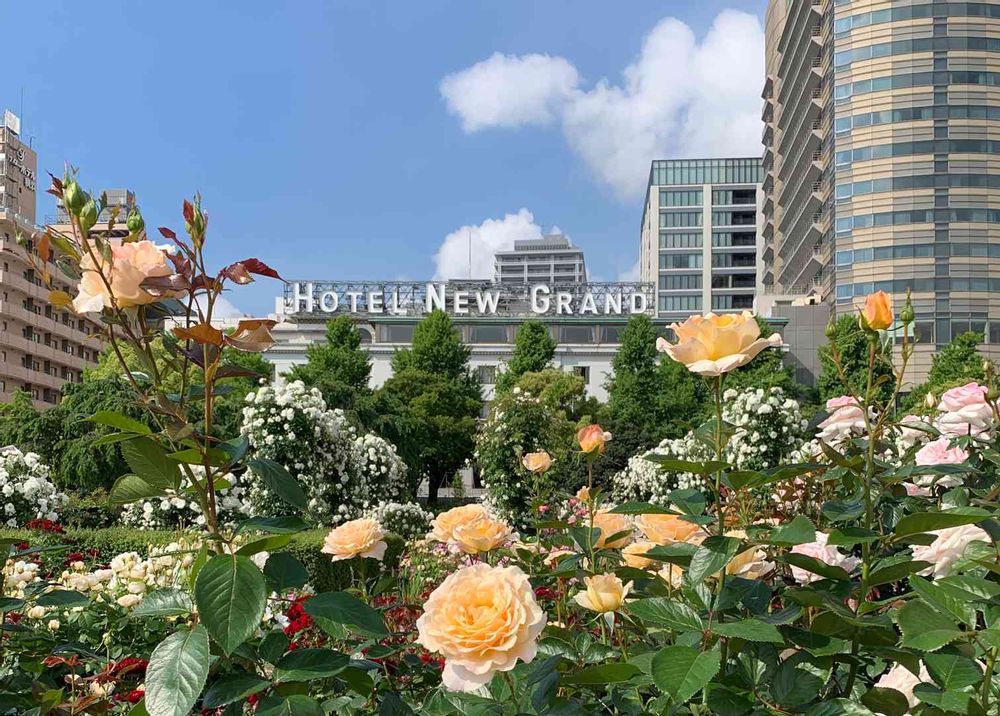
[622,540,658,570]
[591,510,634,549]
[521,451,553,473]
[577,424,611,454]
[427,504,489,544]
[573,573,632,613]
[73,240,177,313]
[636,513,703,545]
[451,516,513,554]
[656,311,783,377]
[416,563,546,692]
[321,518,387,562]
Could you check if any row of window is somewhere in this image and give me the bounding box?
[835,105,1000,134]
[659,295,702,312]
[712,295,755,310]
[835,173,1000,199]
[477,364,591,386]
[835,71,1000,100]
[658,231,757,249]
[835,3,1000,35]
[836,277,1000,298]
[712,189,757,206]
[711,211,756,227]
[837,242,1000,267]
[660,189,702,207]
[650,159,762,187]
[659,253,702,270]
[836,208,1000,234]
[660,274,702,290]
[835,37,1000,69]
[835,139,1000,167]
[712,252,756,268]
[660,211,702,228]
[712,232,756,248]
[657,294,755,312]
[378,324,630,345]
[659,232,702,249]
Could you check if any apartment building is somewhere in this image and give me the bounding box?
[493,234,587,286]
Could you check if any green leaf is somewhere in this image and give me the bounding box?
[642,542,698,566]
[712,619,784,644]
[867,560,931,588]
[202,672,270,708]
[378,692,415,715]
[121,437,181,490]
[168,447,231,466]
[88,410,151,435]
[236,534,291,556]
[561,662,641,685]
[705,684,754,716]
[627,597,704,632]
[893,508,990,539]
[255,695,324,716]
[304,591,388,637]
[145,625,210,716]
[273,648,349,682]
[669,488,708,515]
[826,527,880,547]
[651,645,720,703]
[766,515,816,546]
[91,432,141,447]
[258,631,289,663]
[109,474,167,505]
[644,455,728,475]
[194,554,267,655]
[126,700,150,716]
[131,589,192,618]
[912,684,972,713]
[783,553,852,581]
[687,536,743,583]
[804,699,877,716]
[263,553,309,592]
[861,688,910,716]
[247,458,307,510]
[237,516,310,534]
[773,654,831,708]
[821,497,865,523]
[896,600,963,651]
[607,502,677,515]
[36,590,89,608]
[924,652,982,690]
[909,575,977,627]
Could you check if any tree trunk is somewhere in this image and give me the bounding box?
[427,475,440,505]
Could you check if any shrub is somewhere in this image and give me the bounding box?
[0,447,68,528]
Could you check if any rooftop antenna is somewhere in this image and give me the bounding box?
[468,228,472,279]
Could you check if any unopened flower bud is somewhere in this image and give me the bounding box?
[900,295,915,324]
[62,179,86,216]
[925,392,936,410]
[79,198,98,235]
[824,316,837,339]
[126,207,145,235]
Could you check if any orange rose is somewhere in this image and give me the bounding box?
[577,425,611,455]
[321,518,387,562]
[861,290,893,330]
[575,486,591,502]
[451,516,513,554]
[622,540,658,570]
[427,504,489,544]
[591,509,633,549]
[656,311,782,377]
[73,240,176,313]
[724,530,774,579]
[416,563,546,691]
[636,513,703,545]
[521,451,553,474]
[573,573,632,613]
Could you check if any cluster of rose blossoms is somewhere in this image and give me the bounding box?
[120,467,253,530]
[0,447,68,529]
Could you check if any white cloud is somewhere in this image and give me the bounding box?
[440,11,765,198]
[440,52,580,132]
[433,208,543,280]
[195,293,247,319]
[618,260,641,282]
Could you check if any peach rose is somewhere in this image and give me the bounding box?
[521,451,553,474]
[73,240,176,313]
[416,563,546,692]
[427,504,489,544]
[861,290,893,330]
[321,518,387,562]
[937,382,993,437]
[656,311,783,377]
[636,513,703,545]
[789,532,860,584]
[912,524,990,579]
[543,548,576,568]
[591,509,633,548]
[452,516,513,554]
[658,563,685,588]
[575,486,592,502]
[577,425,611,455]
[573,573,632,613]
[724,530,774,580]
[622,540,658,570]
[875,663,931,710]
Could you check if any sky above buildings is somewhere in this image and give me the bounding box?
[5,0,768,316]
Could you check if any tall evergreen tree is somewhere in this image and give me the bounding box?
[495,320,556,394]
[818,313,895,403]
[376,311,481,503]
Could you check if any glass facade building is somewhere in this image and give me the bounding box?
[640,159,764,320]
[763,0,1000,382]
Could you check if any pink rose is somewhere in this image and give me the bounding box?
[817,396,869,444]
[937,383,993,437]
[902,482,931,497]
[913,437,968,489]
[875,663,931,710]
[789,532,860,584]
[73,240,176,313]
[912,524,991,579]
[898,414,932,449]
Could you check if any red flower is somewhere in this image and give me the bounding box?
[25,519,63,534]
[111,657,149,677]
[114,689,144,704]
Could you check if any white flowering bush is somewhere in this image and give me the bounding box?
[611,433,711,505]
[367,501,433,541]
[241,381,362,524]
[354,434,409,504]
[0,447,68,528]
[121,468,252,530]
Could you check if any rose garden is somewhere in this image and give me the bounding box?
[1,174,999,715]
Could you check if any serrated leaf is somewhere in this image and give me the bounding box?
[561,662,641,685]
[202,672,270,708]
[773,654,831,708]
[867,560,930,588]
[912,684,972,713]
[627,597,704,632]
[256,695,324,716]
[861,687,909,716]
[273,648,349,681]
[688,536,743,583]
[893,509,990,539]
[145,625,210,716]
[237,516,310,534]
[896,600,963,651]
[88,410,151,435]
[804,698,877,716]
[651,645,720,703]
[263,553,309,592]
[924,652,982,690]
[194,554,267,654]
[121,437,181,490]
[766,515,817,546]
[131,589,192,618]
[712,619,784,643]
[247,458,307,510]
[36,590,89,608]
[110,474,166,505]
[304,591,388,636]
[783,553,852,581]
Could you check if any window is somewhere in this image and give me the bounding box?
[382,324,415,343]
[660,274,702,290]
[659,232,702,249]
[649,159,762,185]
[469,325,508,343]
[602,326,623,343]
[712,189,756,206]
[560,325,593,343]
[572,366,590,382]
[712,295,754,310]
[658,295,702,312]
[712,252,756,268]
[712,211,756,227]
[659,189,702,207]
[477,365,496,384]
[712,232,756,247]
[660,253,702,270]
[659,211,702,228]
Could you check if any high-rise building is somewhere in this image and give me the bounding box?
[764,0,1000,381]
[493,234,586,286]
[0,111,100,406]
[640,158,764,320]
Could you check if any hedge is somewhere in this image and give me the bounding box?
[0,528,406,593]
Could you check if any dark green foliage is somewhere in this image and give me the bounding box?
[212,349,272,439]
[903,331,986,411]
[376,311,481,503]
[720,317,799,400]
[286,316,374,427]
[818,314,895,403]
[495,320,556,394]
[515,368,603,424]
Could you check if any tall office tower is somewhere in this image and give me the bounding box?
[764,0,1000,381]
[0,111,100,406]
[493,233,587,286]
[639,158,764,320]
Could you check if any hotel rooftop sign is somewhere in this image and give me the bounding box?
[284,280,655,318]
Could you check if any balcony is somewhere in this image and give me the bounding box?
[0,300,95,346]
[0,330,87,371]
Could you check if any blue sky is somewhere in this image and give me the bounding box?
[4,1,768,315]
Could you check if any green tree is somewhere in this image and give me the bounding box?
[516,368,602,424]
[286,316,374,426]
[903,331,985,411]
[0,392,61,465]
[818,313,895,403]
[721,317,800,399]
[495,320,557,394]
[376,311,481,503]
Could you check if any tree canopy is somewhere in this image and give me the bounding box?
[495,320,556,394]
[818,313,895,404]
